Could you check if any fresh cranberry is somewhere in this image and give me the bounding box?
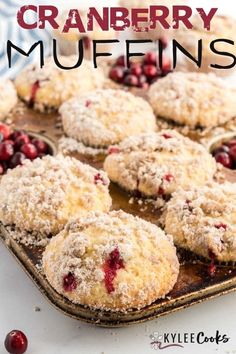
[4,330,28,354]
[29,81,40,107]
[116,55,126,67]
[63,272,77,292]
[9,152,26,168]
[109,66,125,83]
[103,248,124,294]
[143,65,158,78]
[215,152,233,169]
[14,135,30,150]
[10,131,26,141]
[4,140,15,146]
[108,146,120,154]
[0,123,12,140]
[162,133,172,139]
[123,74,139,87]
[144,51,157,65]
[0,142,14,161]
[212,145,229,155]
[130,63,142,77]
[164,174,174,182]
[94,173,108,185]
[215,223,227,230]
[31,138,48,154]
[159,36,169,50]
[20,143,38,160]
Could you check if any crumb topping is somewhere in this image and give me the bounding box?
[60,89,156,148]
[149,72,236,128]
[164,182,236,262]
[42,210,179,312]
[0,155,111,238]
[104,130,217,199]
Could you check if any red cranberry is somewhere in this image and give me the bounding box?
[215,223,227,230]
[116,55,126,66]
[109,66,125,83]
[108,146,120,154]
[158,186,165,196]
[123,74,139,87]
[15,135,30,150]
[21,143,38,160]
[0,123,12,140]
[4,330,28,354]
[94,173,108,185]
[144,51,157,65]
[31,138,48,154]
[159,36,169,50]
[164,174,174,182]
[130,63,142,77]
[9,152,26,168]
[0,142,14,161]
[10,131,26,141]
[162,133,172,139]
[229,145,236,162]
[143,65,158,78]
[63,272,77,292]
[213,145,229,155]
[215,152,233,169]
[103,248,124,294]
[4,140,15,146]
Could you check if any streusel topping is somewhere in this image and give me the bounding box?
[43,210,179,312]
[0,155,111,238]
[60,89,156,148]
[149,72,236,128]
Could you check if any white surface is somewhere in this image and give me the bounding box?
[2,1,236,354]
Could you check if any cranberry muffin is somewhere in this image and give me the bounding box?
[0,155,111,239]
[149,72,236,128]
[104,130,217,201]
[164,183,236,263]
[42,210,179,312]
[60,89,156,148]
[15,57,105,112]
[0,80,17,120]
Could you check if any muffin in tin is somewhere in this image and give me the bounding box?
[149,72,236,128]
[0,80,17,120]
[59,89,157,150]
[43,210,179,312]
[15,56,105,112]
[164,183,236,263]
[104,130,217,202]
[0,155,111,241]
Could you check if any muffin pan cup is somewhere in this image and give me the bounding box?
[1,103,236,327]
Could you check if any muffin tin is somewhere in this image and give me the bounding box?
[1,103,236,327]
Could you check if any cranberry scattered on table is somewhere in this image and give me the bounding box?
[0,123,51,175]
[109,46,172,89]
[4,330,28,354]
[212,138,236,169]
